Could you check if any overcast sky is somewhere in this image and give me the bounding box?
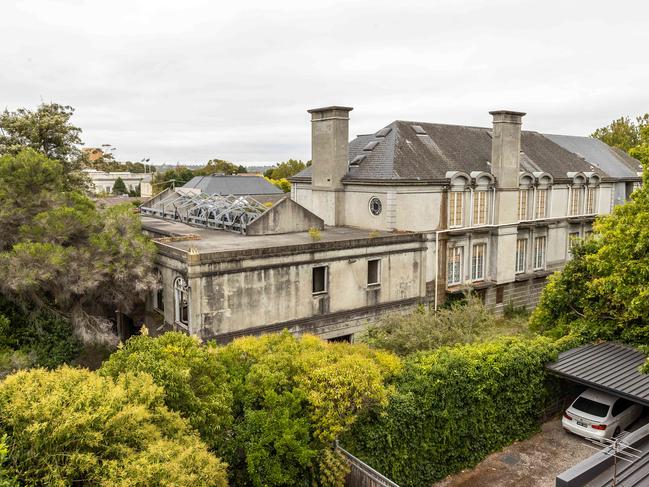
[2,0,648,165]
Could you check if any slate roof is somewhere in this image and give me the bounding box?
[183,175,283,195]
[292,120,641,183]
[547,342,649,406]
[544,134,642,179]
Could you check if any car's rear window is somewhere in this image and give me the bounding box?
[572,397,610,417]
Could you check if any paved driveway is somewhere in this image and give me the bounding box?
[433,419,594,487]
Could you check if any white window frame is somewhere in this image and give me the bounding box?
[515,239,527,274]
[586,187,597,214]
[312,265,328,295]
[173,277,190,330]
[449,191,464,228]
[518,189,529,221]
[533,236,546,270]
[471,243,486,281]
[473,191,488,226]
[367,259,381,287]
[447,246,463,286]
[535,189,547,219]
[569,186,582,216]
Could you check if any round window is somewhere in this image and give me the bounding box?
[369,197,382,216]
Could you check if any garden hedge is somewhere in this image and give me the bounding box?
[344,335,578,486]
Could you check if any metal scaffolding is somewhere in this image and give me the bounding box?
[140,189,268,234]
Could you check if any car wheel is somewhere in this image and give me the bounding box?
[614,427,621,438]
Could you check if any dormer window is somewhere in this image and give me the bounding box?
[449,191,464,227]
[518,189,529,221]
[535,189,547,219]
[473,190,488,226]
[569,186,582,216]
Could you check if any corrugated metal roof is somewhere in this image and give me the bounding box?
[183,175,283,195]
[544,134,642,179]
[547,342,649,405]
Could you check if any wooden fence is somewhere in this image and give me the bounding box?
[335,443,400,487]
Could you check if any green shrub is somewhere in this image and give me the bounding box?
[99,332,233,452]
[361,294,528,356]
[0,366,227,486]
[344,336,562,487]
[213,331,400,486]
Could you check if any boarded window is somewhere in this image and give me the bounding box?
[367,259,381,286]
[312,266,327,294]
[496,286,505,304]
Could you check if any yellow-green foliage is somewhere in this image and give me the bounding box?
[308,227,321,241]
[264,177,291,193]
[345,335,564,487]
[100,332,233,453]
[0,366,227,486]
[214,331,400,486]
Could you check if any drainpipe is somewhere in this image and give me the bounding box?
[469,187,475,227]
[491,186,496,224]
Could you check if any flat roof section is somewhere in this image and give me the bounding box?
[141,216,425,262]
[547,342,649,407]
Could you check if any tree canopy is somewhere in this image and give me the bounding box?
[0,366,227,486]
[0,149,156,344]
[264,159,308,180]
[531,164,649,343]
[592,113,649,165]
[111,176,128,195]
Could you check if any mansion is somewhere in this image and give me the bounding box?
[133,106,641,342]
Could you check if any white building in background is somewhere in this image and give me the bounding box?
[82,169,152,196]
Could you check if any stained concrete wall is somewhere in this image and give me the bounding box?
[189,242,425,339]
[146,236,427,341]
[246,197,324,235]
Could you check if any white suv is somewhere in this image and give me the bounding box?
[562,389,642,439]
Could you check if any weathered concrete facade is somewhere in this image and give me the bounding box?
[142,217,427,342]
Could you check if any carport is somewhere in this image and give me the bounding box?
[549,342,649,487]
[547,342,649,407]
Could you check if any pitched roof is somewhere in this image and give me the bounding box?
[183,175,283,195]
[543,134,642,179]
[292,121,640,183]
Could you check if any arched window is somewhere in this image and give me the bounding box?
[173,277,190,330]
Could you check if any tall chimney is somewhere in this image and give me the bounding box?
[307,106,353,225]
[489,110,526,188]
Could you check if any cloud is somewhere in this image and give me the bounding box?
[2,0,648,164]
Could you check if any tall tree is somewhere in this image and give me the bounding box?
[264,158,307,179]
[0,149,156,344]
[531,164,649,343]
[0,103,83,175]
[592,114,649,165]
[198,159,247,176]
[112,176,128,195]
